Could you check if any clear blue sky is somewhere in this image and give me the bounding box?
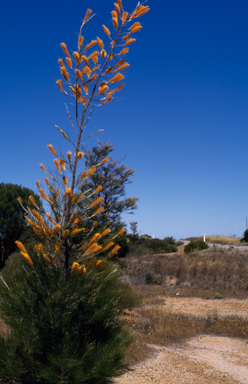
[1,0,248,239]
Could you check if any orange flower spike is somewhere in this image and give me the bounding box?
[109,244,121,257]
[87,245,102,255]
[79,265,87,274]
[55,242,61,251]
[62,230,70,238]
[74,69,83,83]
[40,164,47,172]
[125,38,136,45]
[97,37,104,49]
[84,40,96,51]
[93,185,103,194]
[88,51,100,60]
[115,59,125,68]
[136,6,150,17]
[83,84,89,95]
[15,240,27,254]
[130,26,142,33]
[117,63,130,71]
[52,224,61,235]
[20,251,33,264]
[32,210,43,225]
[88,167,96,176]
[36,180,40,189]
[101,228,111,237]
[102,25,111,37]
[80,171,87,180]
[77,151,84,159]
[83,8,92,23]
[59,158,66,170]
[73,51,82,64]
[54,159,62,174]
[35,243,41,256]
[130,21,141,30]
[108,73,124,83]
[114,3,121,18]
[120,47,129,55]
[122,11,128,23]
[58,58,64,66]
[117,228,126,236]
[71,228,84,236]
[64,188,72,198]
[46,212,56,225]
[60,42,70,57]
[90,233,101,243]
[60,66,69,81]
[101,50,107,59]
[25,216,37,228]
[17,197,22,204]
[28,195,36,205]
[93,221,98,227]
[112,84,125,93]
[55,189,60,198]
[44,177,50,185]
[71,262,79,276]
[112,11,118,29]
[92,56,98,65]
[62,176,68,188]
[56,79,63,90]
[87,73,97,84]
[98,84,109,95]
[91,196,103,208]
[94,206,104,216]
[48,144,58,157]
[67,151,72,164]
[103,241,114,251]
[82,55,90,67]
[66,57,72,68]
[96,259,103,266]
[102,97,113,105]
[44,254,51,263]
[78,35,84,50]
[101,156,110,165]
[117,0,122,9]
[44,225,52,235]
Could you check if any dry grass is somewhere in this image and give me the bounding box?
[124,305,248,364]
[119,246,248,365]
[119,247,248,297]
[186,235,248,246]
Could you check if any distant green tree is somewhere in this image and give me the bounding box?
[129,221,138,237]
[243,229,248,242]
[83,140,138,231]
[0,183,40,268]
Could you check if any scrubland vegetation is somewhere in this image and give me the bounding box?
[117,246,248,364]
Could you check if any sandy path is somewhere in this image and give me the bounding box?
[115,298,248,383]
[115,336,248,384]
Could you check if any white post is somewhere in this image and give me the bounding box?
[152,234,154,239]
[203,234,206,242]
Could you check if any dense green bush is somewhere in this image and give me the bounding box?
[0,251,132,384]
[184,240,209,253]
[242,229,248,242]
[145,238,177,253]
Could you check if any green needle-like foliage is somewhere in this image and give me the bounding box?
[0,250,132,383]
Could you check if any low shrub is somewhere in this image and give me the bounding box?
[145,238,177,254]
[184,240,209,253]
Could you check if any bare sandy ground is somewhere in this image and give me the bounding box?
[115,298,248,384]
